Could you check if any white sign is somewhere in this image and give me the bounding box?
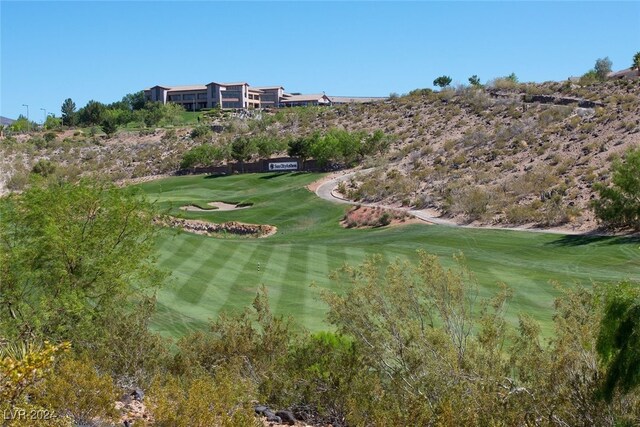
[268,162,298,171]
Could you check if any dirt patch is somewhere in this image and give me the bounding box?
[159,216,276,238]
[341,205,417,228]
[180,201,252,212]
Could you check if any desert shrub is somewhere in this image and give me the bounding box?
[162,128,177,141]
[270,332,380,426]
[489,73,520,90]
[507,168,560,199]
[447,185,492,220]
[378,212,392,226]
[43,132,57,143]
[539,194,572,226]
[6,164,30,191]
[537,106,572,128]
[33,356,118,425]
[149,369,257,427]
[505,202,542,224]
[172,286,295,394]
[92,297,171,388]
[0,341,73,427]
[190,125,212,142]
[579,70,600,86]
[31,159,56,177]
[0,179,164,347]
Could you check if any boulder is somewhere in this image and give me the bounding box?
[276,410,297,425]
[131,388,144,402]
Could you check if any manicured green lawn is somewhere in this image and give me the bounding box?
[136,173,639,338]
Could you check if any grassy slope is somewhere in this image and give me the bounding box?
[138,173,639,338]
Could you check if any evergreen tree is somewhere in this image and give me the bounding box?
[61,98,76,126]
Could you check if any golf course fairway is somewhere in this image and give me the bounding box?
[135,172,639,338]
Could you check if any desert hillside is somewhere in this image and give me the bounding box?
[2,78,638,231]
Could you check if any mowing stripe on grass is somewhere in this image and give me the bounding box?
[274,244,310,318]
[157,233,208,271]
[260,244,293,313]
[344,246,367,267]
[176,240,236,305]
[218,243,272,310]
[201,243,259,314]
[303,245,329,329]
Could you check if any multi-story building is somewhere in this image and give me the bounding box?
[145,82,257,110]
[144,81,384,111]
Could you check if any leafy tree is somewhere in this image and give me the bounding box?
[158,102,185,126]
[579,69,600,86]
[101,115,118,138]
[121,91,146,111]
[310,132,342,167]
[180,144,223,169]
[61,98,76,126]
[597,282,640,402]
[9,115,35,133]
[595,56,613,80]
[505,72,518,83]
[255,135,285,158]
[77,100,106,126]
[468,75,482,86]
[230,136,256,172]
[139,102,184,127]
[0,179,164,347]
[632,51,640,70]
[44,115,62,130]
[287,135,313,164]
[363,129,394,156]
[433,75,452,88]
[592,147,640,230]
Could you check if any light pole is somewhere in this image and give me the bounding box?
[40,108,47,126]
[22,104,29,132]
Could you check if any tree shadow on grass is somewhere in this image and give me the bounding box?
[259,172,290,180]
[547,233,640,247]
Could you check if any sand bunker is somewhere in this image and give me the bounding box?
[180,201,252,212]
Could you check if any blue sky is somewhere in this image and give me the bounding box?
[1,1,638,121]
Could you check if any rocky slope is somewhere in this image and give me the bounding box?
[281,79,640,231]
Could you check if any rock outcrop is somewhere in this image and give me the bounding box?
[158,216,276,238]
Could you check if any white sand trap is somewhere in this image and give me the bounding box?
[207,202,251,211]
[180,202,252,212]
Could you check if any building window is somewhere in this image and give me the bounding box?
[169,95,181,101]
[197,93,207,99]
[183,94,195,100]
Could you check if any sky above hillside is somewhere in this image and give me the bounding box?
[1,1,638,121]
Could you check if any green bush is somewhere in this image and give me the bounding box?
[592,147,640,229]
[31,159,56,177]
